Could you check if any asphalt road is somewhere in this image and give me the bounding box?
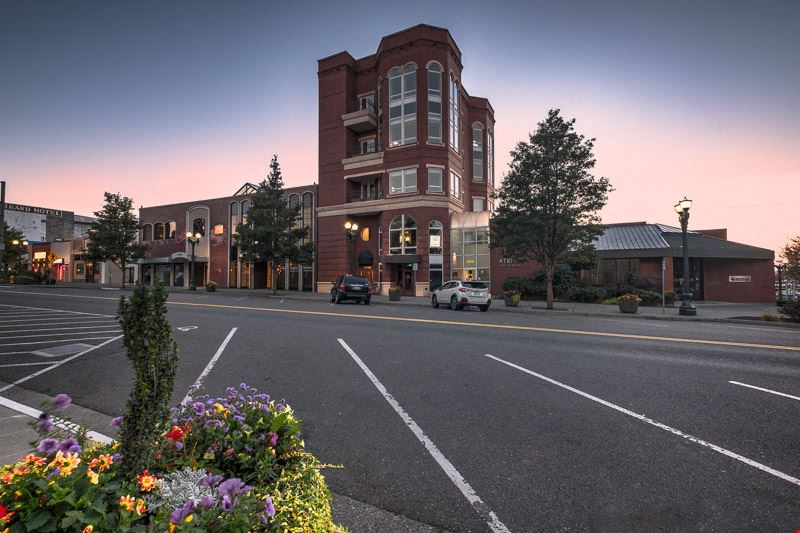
[1,286,799,532]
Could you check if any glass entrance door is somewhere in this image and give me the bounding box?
[395,264,415,296]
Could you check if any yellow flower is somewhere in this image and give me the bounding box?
[1,472,13,484]
[135,499,147,516]
[48,451,81,475]
[82,526,94,533]
[211,402,230,416]
[184,514,193,523]
[20,454,46,467]
[168,524,176,533]
[137,470,157,491]
[119,495,135,512]
[86,469,99,485]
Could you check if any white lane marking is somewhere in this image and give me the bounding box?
[485,354,800,487]
[280,298,284,304]
[181,327,238,405]
[0,351,33,356]
[0,361,62,368]
[0,312,77,319]
[0,325,121,334]
[0,336,123,394]
[0,337,118,347]
[729,380,800,402]
[0,330,121,340]
[0,317,117,324]
[338,339,511,533]
[0,304,115,318]
[0,395,113,444]
[175,326,198,332]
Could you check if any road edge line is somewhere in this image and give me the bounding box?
[0,395,113,444]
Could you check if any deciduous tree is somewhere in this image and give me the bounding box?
[491,109,612,309]
[782,235,800,283]
[236,156,314,294]
[86,193,146,288]
[2,222,26,278]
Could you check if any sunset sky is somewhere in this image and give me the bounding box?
[2,0,798,254]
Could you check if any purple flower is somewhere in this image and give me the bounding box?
[51,394,71,410]
[221,495,235,512]
[36,438,59,454]
[203,419,222,429]
[36,414,54,434]
[239,383,249,390]
[112,453,122,462]
[199,495,216,509]
[175,441,184,450]
[218,478,248,500]
[47,467,60,479]
[263,496,275,518]
[169,500,195,523]
[233,415,244,423]
[58,437,79,453]
[267,432,279,447]
[110,416,123,427]
[192,402,205,416]
[201,474,224,487]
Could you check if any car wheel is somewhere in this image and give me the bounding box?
[330,292,335,303]
[364,297,370,305]
[479,305,489,312]
[450,295,461,310]
[335,293,342,304]
[432,295,439,308]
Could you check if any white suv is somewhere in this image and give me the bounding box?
[431,281,491,312]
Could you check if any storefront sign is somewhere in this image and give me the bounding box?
[499,257,521,267]
[34,251,47,260]
[430,235,441,248]
[728,275,751,282]
[4,203,63,217]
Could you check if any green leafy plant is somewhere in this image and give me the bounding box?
[568,286,605,303]
[779,300,800,322]
[205,281,217,292]
[117,282,178,478]
[617,293,641,302]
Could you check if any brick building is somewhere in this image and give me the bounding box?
[316,24,495,296]
[138,183,317,290]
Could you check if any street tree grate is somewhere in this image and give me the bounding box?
[31,343,94,358]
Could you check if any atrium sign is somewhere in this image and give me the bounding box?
[728,275,751,283]
[4,203,63,217]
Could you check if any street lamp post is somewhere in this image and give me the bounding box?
[674,197,696,316]
[776,263,785,305]
[186,231,201,290]
[10,239,29,272]
[344,221,359,275]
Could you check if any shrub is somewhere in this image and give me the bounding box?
[602,297,619,305]
[502,276,536,297]
[503,266,575,299]
[568,287,605,303]
[13,275,34,284]
[634,290,662,307]
[780,300,800,322]
[118,282,178,478]
[760,313,780,322]
[206,281,218,292]
[664,291,675,306]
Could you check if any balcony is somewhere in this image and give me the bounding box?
[342,142,383,170]
[341,100,377,133]
[347,191,383,203]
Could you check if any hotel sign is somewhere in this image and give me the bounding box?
[4,203,63,217]
[728,275,751,283]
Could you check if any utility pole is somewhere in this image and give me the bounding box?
[0,181,6,283]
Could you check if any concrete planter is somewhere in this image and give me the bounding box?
[389,289,401,301]
[618,300,639,313]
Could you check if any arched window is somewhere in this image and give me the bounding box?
[389,214,416,255]
[288,194,300,229]
[142,224,152,241]
[241,200,251,225]
[302,192,314,244]
[449,73,460,151]
[472,123,484,182]
[230,202,239,236]
[427,64,442,143]
[192,218,206,237]
[429,220,443,255]
[165,221,176,239]
[487,129,494,187]
[154,223,165,240]
[389,64,417,146]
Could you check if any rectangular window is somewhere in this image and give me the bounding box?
[449,76,460,152]
[360,94,375,112]
[472,125,484,181]
[360,138,376,155]
[450,171,461,200]
[473,197,485,212]
[428,167,443,192]
[389,168,417,195]
[487,130,494,187]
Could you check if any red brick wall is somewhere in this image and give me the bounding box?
[703,258,775,303]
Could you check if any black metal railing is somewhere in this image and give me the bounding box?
[345,142,382,159]
[346,191,383,203]
[344,99,376,114]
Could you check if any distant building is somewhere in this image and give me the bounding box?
[3,202,94,243]
[138,183,317,290]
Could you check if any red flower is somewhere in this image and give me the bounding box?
[163,425,189,442]
[0,501,15,524]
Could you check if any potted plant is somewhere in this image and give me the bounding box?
[618,293,641,313]
[205,280,217,292]
[503,290,521,307]
[388,286,402,301]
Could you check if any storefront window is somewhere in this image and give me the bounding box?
[389,215,416,254]
[450,211,490,283]
[174,264,185,287]
[192,218,206,237]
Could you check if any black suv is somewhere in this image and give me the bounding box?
[330,275,372,304]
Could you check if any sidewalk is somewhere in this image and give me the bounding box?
[9,281,797,328]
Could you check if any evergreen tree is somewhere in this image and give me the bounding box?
[86,192,147,288]
[236,156,314,294]
[117,282,178,479]
[2,222,26,278]
[782,235,800,283]
[491,109,612,309]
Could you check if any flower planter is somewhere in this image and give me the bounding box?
[389,289,401,301]
[618,300,639,313]
[504,296,519,307]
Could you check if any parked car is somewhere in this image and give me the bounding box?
[330,275,372,304]
[431,280,491,311]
